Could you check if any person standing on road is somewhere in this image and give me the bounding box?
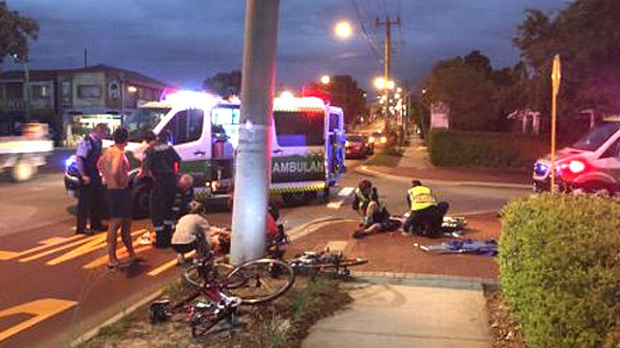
[403,180,449,237]
[75,123,109,235]
[97,127,138,268]
[143,131,181,248]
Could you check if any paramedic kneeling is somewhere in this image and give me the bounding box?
[403,180,449,237]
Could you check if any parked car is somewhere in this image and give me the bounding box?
[346,134,374,159]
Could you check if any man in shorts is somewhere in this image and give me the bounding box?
[97,127,137,268]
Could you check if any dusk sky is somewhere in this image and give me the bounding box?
[6,0,568,91]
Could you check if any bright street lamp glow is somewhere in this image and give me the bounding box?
[396,87,402,93]
[321,75,331,84]
[374,77,386,90]
[334,21,353,38]
[395,93,401,99]
[127,86,138,93]
[387,80,395,90]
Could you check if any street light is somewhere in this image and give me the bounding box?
[320,75,330,85]
[127,85,138,93]
[387,80,395,90]
[374,77,386,90]
[334,21,353,38]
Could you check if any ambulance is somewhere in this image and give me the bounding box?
[64,91,346,216]
[533,116,620,195]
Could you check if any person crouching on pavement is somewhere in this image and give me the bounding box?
[403,180,450,237]
[352,180,400,239]
[97,127,138,268]
[172,201,212,264]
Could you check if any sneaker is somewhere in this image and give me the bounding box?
[91,224,108,232]
[76,229,94,236]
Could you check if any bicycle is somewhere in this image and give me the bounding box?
[150,233,295,338]
[287,249,369,279]
[263,224,369,278]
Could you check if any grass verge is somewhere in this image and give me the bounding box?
[72,276,352,348]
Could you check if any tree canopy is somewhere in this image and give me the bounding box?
[0,2,39,63]
[514,0,620,116]
[203,70,242,97]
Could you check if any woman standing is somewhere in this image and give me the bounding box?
[98,127,137,268]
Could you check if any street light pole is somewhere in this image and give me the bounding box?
[376,16,400,127]
[13,55,31,122]
[230,0,280,265]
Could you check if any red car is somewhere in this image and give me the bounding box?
[345,134,374,159]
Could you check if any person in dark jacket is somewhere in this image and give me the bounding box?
[75,123,109,235]
[142,131,181,248]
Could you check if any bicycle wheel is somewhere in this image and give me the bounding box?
[183,262,235,289]
[224,259,295,305]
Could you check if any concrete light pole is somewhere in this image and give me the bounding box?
[230,0,280,265]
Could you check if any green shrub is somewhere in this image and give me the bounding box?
[499,194,620,348]
[428,130,568,169]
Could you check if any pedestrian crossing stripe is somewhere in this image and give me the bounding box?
[0,235,85,261]
[9,229,147,265]
[0,298,77,343]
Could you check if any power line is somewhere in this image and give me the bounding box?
[350,0,382,62]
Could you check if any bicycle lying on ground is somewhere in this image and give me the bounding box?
[265,225,369,279]
[150,233,295,337]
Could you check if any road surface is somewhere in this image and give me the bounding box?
[0,153,529,348]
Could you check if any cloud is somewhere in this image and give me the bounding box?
[7,0,567,90]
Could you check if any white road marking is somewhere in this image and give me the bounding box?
[338,187,355,197]
[327,200,344,209]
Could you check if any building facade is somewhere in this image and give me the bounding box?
[0,64,172,144]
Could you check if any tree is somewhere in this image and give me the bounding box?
[514,0,620,121]
[203,70,242,97]
[307,75,367,125]
[0,2,39,64]
[421,53,499,131]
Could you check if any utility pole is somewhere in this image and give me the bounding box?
[376,16,400,129]
[230,0,280,265]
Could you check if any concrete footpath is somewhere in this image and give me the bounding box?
[303,282,490,348]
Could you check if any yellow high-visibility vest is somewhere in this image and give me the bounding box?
[354,187,370,210]
[408,185,437,211]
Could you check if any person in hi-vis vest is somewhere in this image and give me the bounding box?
[403,180,449,237]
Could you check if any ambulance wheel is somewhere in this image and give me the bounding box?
[132,183,152,219]
[282,191,317,206]
[12,161,36,182]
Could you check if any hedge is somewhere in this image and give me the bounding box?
[499,194,620,348]
[428,130,571,169]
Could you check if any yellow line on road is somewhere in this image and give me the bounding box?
[83,244,152,269]
[0,298,77,343]
[46,230,147,266]
[19,234,104,263]
[0,235,85,261]
[147,250,195,277]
